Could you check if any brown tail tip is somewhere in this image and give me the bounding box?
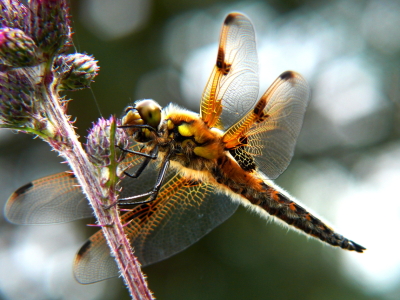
[347,240,366,253]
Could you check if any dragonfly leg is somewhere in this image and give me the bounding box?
[118,124,159,136]
[117,145,158,160]
[118,150,171,206]
[123,146,159,179]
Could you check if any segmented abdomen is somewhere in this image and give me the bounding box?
[213,155,365,253]
[253,182,365,252]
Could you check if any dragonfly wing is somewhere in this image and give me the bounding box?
[73,231,119,284]
[125,173,238,267]
[200,12,259,130]
[73,165,238,283]
[4,143,145,225]
[5,172,93,224]
[246,71,310,179]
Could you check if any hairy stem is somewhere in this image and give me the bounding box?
[43,75,153,299]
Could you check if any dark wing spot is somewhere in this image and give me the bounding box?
[256,113,269,123]
[216,48,225,69]
[13,182,33,197]
[229,146,256,172]
[280,71,295,80]
[239,136,248,144]
[76,240,92,259]
[253,103,262,115]
[253,98,267,115]
[68,173,77,179]
[224,13,238,25]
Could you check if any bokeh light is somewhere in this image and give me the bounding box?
[1,0,399,299]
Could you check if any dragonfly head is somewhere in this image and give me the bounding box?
[122,99,162,142]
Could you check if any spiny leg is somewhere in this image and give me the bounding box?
[118,124,159,135]
[116,145,158,160]
[121,145,159,179]
[118,150,171,206]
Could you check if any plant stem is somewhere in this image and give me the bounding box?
[43,74,153,300]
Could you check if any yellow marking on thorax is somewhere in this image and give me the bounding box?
[163,103,227,160]
[167,120,174,130]
[177,123,195,137]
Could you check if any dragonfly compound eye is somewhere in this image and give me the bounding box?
[135,99,162,129]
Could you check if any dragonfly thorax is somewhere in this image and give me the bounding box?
[157,105,226,168]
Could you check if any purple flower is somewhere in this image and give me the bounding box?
[0,27,41,67]
[86,117,129,166]
[54,53,100,91]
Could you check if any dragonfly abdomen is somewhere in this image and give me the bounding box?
[252,183,365,253]
[214,155,365,253]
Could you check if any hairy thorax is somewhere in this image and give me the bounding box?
[155,104,263,192]
[157,104,225,171]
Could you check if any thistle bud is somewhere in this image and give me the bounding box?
[86,117,129,167]
[28,0,71,56]
[54,53,99,91]
[0,70,36,126]
[0,0,29,31]
[0,28,41,67]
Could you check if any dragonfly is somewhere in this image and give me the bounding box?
[5,12,365,284]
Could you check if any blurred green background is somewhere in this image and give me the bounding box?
[1,0,400,299]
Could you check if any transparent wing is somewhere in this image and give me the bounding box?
[4,172,92,224]
[73,164,238,283]
[246,71,310,179]
[200,12,259,130]
[73,232,119,284]
[4,143,145,225]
